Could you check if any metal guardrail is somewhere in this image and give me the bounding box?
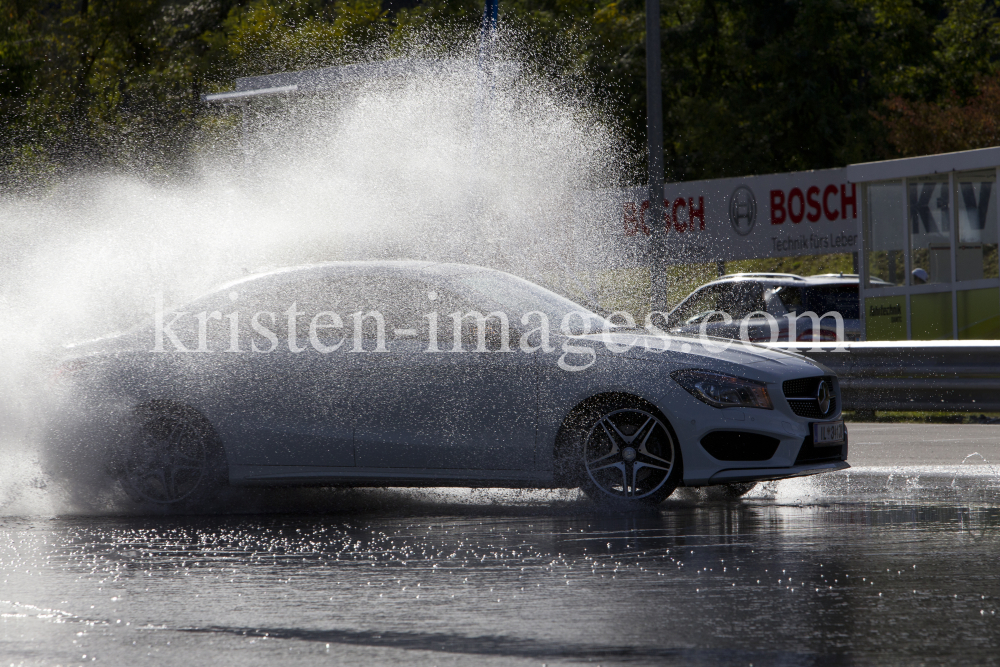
[765,341,1000,412]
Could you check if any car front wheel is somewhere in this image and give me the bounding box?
[563,398,682,507]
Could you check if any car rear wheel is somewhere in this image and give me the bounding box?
[562,397,682,507]
[117,404,227,509]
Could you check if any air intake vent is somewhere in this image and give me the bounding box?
[700,431,780,461]
[782,376,837,418]
[787,398,837,419]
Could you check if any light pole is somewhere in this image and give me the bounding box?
[482,0,498,48]
[479,0,498,79]
[485,0,498,33]
[645,0,667,314]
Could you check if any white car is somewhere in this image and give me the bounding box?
[50,261,849,510]
[666,272,870,342]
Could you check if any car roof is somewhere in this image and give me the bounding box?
[719,272,808,282]
[206,260,502,294]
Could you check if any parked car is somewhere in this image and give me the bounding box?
[49,262,848,510]
[665,272,872,343]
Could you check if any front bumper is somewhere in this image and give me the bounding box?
[660,370,848,486]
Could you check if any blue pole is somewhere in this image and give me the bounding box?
[482,0,498,41]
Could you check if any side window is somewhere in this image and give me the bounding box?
[231,274,457,344]
[162,274,341,350]
[767,286,801,317]
[803,285,860,319]
[234,276,343,345]
[385,278,518,350]
[345,276,513,349]
[715,283,765,321]
[345,276,456,340]
[162,272,523,351]
[221,274,419,347]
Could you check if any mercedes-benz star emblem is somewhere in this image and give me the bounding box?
[728,185,757,235]
[816,381,833,416]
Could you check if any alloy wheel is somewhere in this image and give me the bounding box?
[583,408,676,500]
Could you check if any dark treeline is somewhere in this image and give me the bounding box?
[2,0,1000,186]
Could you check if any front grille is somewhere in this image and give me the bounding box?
[783,376,837,418]
[795,435,847,464]
[782,377,822,398]
[700,431,780,461]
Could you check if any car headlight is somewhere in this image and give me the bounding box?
[671,369,773,410]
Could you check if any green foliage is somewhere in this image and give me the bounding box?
[727,252,856,278]
[879,74,1000,156]
[207,0,390,76]
[655,0,995,179]
[0,0,245,179]
[2,0,1000,186]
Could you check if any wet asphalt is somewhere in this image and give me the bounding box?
[1,424,999,666]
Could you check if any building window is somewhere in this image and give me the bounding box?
[955,169,998,282]
[909,176,952,285]
[865,180,906,287]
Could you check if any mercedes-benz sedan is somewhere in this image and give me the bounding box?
[50,261,849,510]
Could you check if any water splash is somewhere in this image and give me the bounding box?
[0,31,628,514]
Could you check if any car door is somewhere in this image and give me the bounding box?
[350,273,538,471]
[207,271,359,468]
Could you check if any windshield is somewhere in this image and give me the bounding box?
[771,284,859,319]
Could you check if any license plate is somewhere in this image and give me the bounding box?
[812,420,845,445]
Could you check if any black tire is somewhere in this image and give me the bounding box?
[559,396,682,507]
[116,403,228,510]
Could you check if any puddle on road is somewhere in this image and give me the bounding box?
[3,462,1000,519]
[1,484,999,665]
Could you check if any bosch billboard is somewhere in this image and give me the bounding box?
[618,167,860,265]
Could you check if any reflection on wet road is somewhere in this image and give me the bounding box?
[2,482,1000,665]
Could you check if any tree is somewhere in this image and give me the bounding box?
[3,0,1000,185]
[876,0,1000,157]
[1,0,247,181]
[880,76,1000,157]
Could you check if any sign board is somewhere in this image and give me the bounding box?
[608,167,861,266]
[865,295,907,341]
